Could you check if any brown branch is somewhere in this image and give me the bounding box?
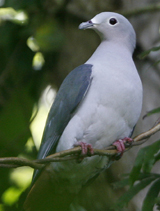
[122,3,160,17]
[0,122,160,169]
[0,157,44,169]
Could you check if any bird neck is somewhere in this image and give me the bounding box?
[86,40,133,65]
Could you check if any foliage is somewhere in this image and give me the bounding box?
[113,109,160,210]
[138,46,160,59]
[143,107,160,119]
[112,39,160,211]
[0,1,160,210]
[0,0,67,210]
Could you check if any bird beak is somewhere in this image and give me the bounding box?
[79,20,94,30]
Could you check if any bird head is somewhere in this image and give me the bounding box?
[79,12,136,53]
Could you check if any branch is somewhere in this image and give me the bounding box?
[122,3,160,17]
[0,122,160,169]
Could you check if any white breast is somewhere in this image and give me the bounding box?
[56,42,142,153]
[52,42,142,190]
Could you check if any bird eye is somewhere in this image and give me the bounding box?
[109,18,117,25]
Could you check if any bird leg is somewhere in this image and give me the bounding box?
[74,142,94,163]
[112,137,133,160]
[74,142,94,156]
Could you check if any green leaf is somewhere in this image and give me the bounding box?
[129,147,145,185]
[129,140,160,185]
[113,176,156,210]
[138,173,160,180]
[112,178,129,189]
[142,140,160,173]
[154,60,160,66]
[143,107,160,119]
[155,196,160,209]
[154,151,160,163]
[138,46,160,59]
[142,178,160,211]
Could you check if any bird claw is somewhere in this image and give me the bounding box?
[74,142,94,156]
[112,137,133,160]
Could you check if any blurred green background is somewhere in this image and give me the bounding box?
[0,1,71,210]
[0,0,160,211]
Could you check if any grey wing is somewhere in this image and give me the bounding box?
[32,64,93,183]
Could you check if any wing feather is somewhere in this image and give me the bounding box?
[32,64,93,183]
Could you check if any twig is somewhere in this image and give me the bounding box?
[0,157,43,169]
[0,123,160,169]
[122,3,160,17]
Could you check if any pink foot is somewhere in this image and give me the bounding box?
[112,137,133,158]
[74,142,94,156]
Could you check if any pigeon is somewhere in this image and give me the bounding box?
[23,12,143,211]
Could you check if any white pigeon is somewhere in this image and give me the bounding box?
[24,12,143,211]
